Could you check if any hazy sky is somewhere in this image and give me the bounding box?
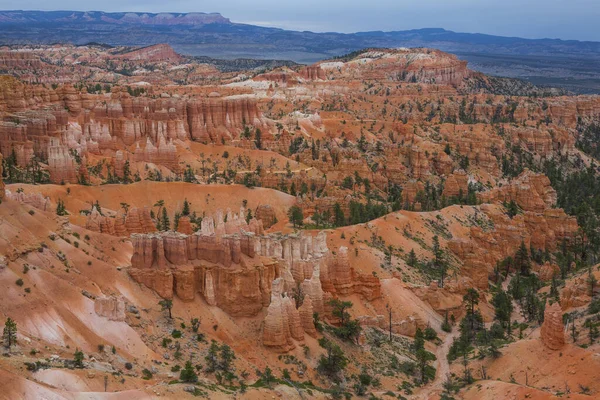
[2,0,599,41]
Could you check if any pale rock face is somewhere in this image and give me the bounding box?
[298,297,317,337]
[262,278,295,352]
[5,189,50,211]
[94,296,126,321]
[540,302,565,350]
[48,144,78,184]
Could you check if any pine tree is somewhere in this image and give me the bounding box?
[56,199,67,216]
[182,199,190,216]
[407,249,418,268]
[161,207,170,231]
[122,160,131,183]
[180,361,198,383]
[287,205,304,228]
[515,240,531,275]
[159,299,173,319]
[2,317,17,349]
[73,348,84,368]
[333,203,345,227]
[254,128,262,149]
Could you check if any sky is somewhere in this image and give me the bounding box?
[1,0,599,42]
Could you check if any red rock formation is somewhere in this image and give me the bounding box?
[129,230,279,316]
[115,44,182,62]
[299,65,326,81]
[538,262,560,281]
[540,302,565,350]
[177,216,194,234]
[255,204,277,229]
[324,246,382,300]
[0,153,4,201]
[442,170,469,198]
[449,203,578,287]
[48,144,78,184]
[5,188,50,210]
[94,296,126,321]
[85,207,155,236]
[478,170,557,212]
[187,97,263,143]
[560,272,598,309]
[263,278,295,352]
[298,297,317,337]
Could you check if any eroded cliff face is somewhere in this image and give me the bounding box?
[85,206,156,236]
[127,209,381,344]
[448,170,577,289]
[478,170,557,213]
[0,78,269,182]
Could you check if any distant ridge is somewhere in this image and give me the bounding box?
[0,10,230,25]
[0,10,599,93]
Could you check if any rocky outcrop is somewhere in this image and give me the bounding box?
[323,246,382,300]
[5,189,50,210]
[262,278,295,352]
[85,207,156,236]
[176,216,194,234]
[538,262,560,281]
[0,153,4,201]
[255,204,277,229]
[299,65,326,81]
[442,170,469,199]
[94,296,126,321]
[115,44,182,62]
[540,302,565,350]
[187,96,263,143]
[449,203,578,288]
[298,297,317,337]
[128,230,279,315]
[357,313,425,337]
[47,144,78,184]
[478,170,557,212]
[560,272,598,310]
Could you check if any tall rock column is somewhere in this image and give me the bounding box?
[541,302,565,350]
[262,278,295,352]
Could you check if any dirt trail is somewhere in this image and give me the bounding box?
[414,328,461,399]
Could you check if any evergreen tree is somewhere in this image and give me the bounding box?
[161,207,170,231]
[2,317,17,349]
[73,348,84,368]
[254,128,262,149]
[182,199,190,216]
[407,249,418,268]
[159,299,173,319]
[287,205,304,228]
[515,241,531,275]
[219,344,236,372]
[122,160,131,183]
[491,288,513,335]
[56,199,68,216]
[180,361,198,383]
[333,203,345,227]
[317,337,347,381]
[205,340,220,373]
